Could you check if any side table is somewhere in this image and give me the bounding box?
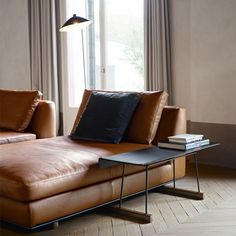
[99,143,219,223]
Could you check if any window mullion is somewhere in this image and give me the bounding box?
[99,0,107,90]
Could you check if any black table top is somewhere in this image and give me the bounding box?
[99,143,219,168]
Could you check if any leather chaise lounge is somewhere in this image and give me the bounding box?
[0,89,186,228]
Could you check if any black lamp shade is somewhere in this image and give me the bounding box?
[60,14,92,32]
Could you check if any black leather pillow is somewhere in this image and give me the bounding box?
[72,91,140,143]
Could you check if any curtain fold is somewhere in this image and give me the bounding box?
[144,0,172,104]
[28,0,63,134]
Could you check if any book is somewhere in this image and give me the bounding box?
[168,134,204,144]
[158,139,210,150]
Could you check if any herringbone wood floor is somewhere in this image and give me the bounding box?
[1,163,236,236]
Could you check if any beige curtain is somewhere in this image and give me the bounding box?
[144,0,172,104]
[28,0,63,134]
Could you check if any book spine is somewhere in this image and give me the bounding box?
[158,139,210,150]
[185,140,210,150]
[169,137,203,144]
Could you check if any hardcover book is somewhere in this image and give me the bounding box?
[168,134,204,144]
[158,139,210,150]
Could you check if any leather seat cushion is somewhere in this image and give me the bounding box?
[0,130,36,144]
[0,136,150,202]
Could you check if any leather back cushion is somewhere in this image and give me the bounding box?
[0,89,42,131]
[71,89,92,134]
[72,91,141,143]
[125,91,168,144]
[71,89,168,144]
[152,106,187,145]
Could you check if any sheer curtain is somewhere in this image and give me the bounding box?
[144,0,172,104]
[28,0,63,133]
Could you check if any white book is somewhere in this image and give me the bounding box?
[158,139,210,150]
[168,134,204,144]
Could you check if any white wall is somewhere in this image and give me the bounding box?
[0,0,31,90]
[170,0,236,168]
[170,0,236,125]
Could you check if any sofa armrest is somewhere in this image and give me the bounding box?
[27,100,56,138]
[152,106,187,145]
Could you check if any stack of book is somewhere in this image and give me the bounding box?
[158,134,210,150]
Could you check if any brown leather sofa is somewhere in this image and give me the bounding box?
[0,89,56,144]
[0,90,186,229]
[0,100,56,144]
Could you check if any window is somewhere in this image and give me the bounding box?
[65,0,88,107]
[65,0,144,107]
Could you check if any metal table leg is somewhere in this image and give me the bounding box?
[119,164,125,208]
[194,153,201,193]
[145,165,149,214]
[173,159,176,189]
[156,155,204,200]
[106,164,152,223]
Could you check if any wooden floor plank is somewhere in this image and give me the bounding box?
[190,198,207,213]
[97,216,113,236]
[158,200,179,227]
[83,224,99,236]
[149,202,168,233]
[201,192,217,209]
[139,223,156,236]
[125,222,142,236]
[178,198,199,218]
[167,198,189,223]
[111,217,129,236]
